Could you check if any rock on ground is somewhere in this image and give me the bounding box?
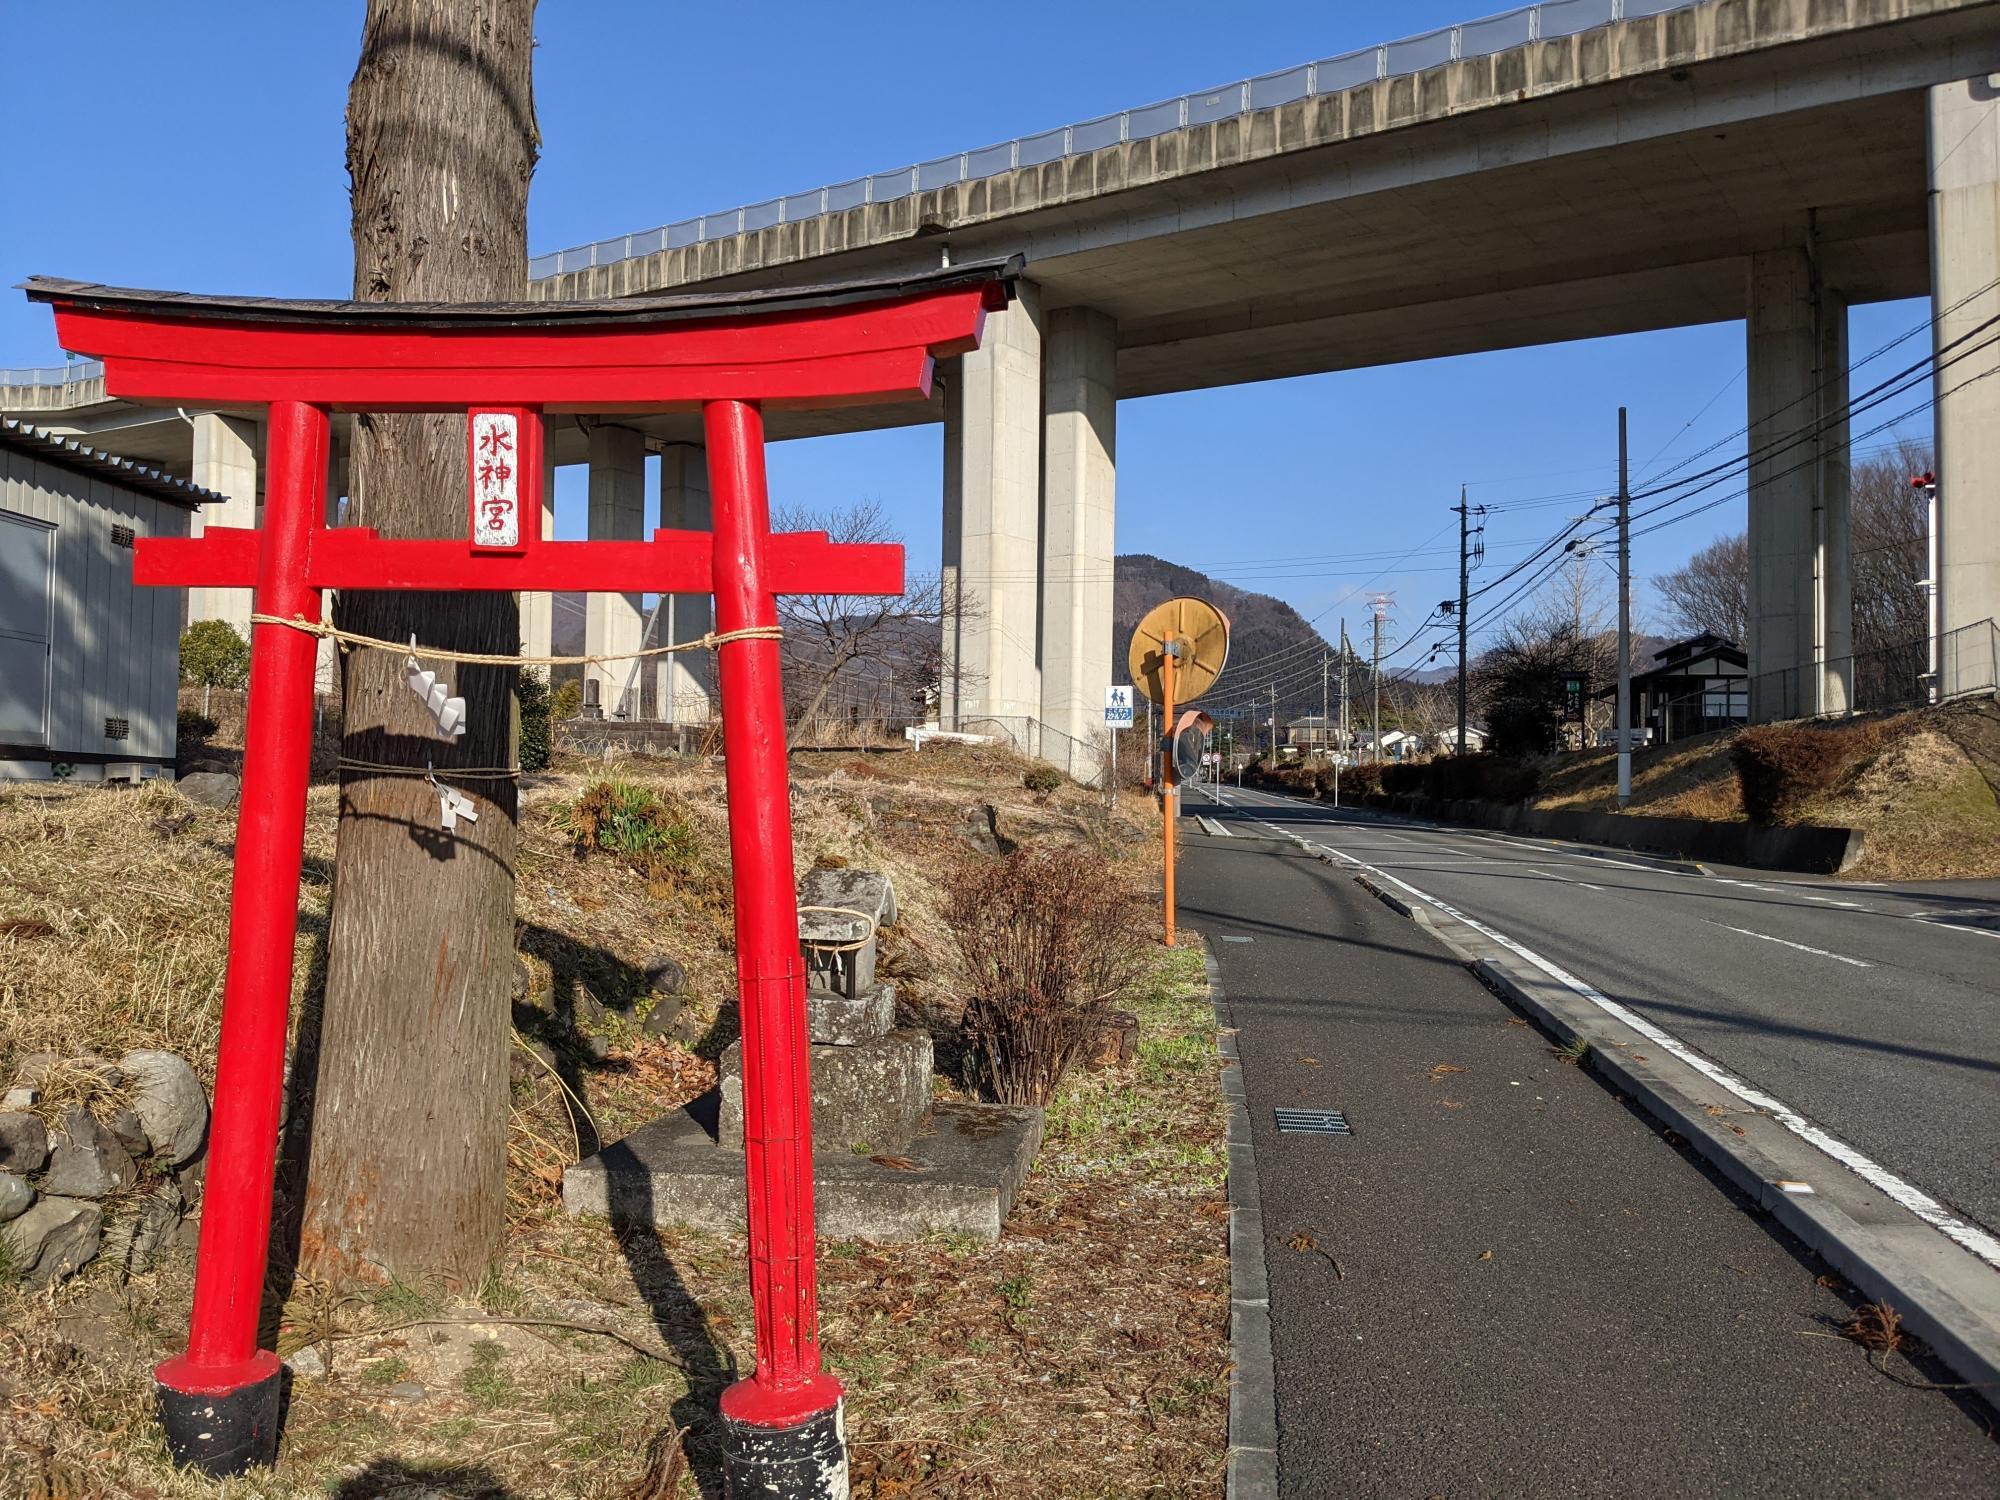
[0,1171,32,1224]
[120,1050,209,1165]
[119,1182,186,1279]
[2,1196,104,1285]
[176,770,240,808]
[40,1110,138,1199]
[0,1111,49,1173]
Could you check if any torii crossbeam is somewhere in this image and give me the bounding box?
[25,259,1018,1489]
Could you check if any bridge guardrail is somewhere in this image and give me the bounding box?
[528,0,1692,281]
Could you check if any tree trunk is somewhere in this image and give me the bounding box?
[298,0,539,1285]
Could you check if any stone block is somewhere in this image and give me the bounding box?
[176,771,240,808]
[41,1110,138,1199]
[797,867,897,999]
[806,981,896,1046]
[564,1100,1044,1243]
[719,1028,931,1154]
[0,1111,49,1173]
[0,1171,32,1223]
[2,1196,103,1286]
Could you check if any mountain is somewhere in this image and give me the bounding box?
[1113,553,1345,721]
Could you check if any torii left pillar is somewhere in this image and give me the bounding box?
[154,400,330,1469]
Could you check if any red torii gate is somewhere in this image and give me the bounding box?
[26,261,1016,1488]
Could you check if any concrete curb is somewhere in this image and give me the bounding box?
[1345,868,2000,1418]
[1206,949,1279,1499]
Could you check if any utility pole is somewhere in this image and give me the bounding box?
[1369,595,1390,764]
[1321,649,1331,760]
[1269,683,1279,760]
[1452,487,1486,758]
[1339,619,1351,758]
[1616,406,1633,807]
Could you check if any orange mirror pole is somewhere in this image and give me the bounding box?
[1163,639,1177,948]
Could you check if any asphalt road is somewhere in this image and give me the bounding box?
[1200,783,2000,1245]
[1182,821,2000,1497]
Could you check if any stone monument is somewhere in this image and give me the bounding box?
[565,867,1042,1241]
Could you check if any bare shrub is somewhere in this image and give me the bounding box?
[1732,722,1890,824]
[944,844,1146,1106]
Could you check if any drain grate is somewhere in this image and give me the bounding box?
[1274,1108,1351,1136]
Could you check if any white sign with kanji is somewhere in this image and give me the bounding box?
[470,410,521,549]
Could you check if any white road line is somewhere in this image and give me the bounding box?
[1704,922,1873,968]
[1249,816,2000,1271]
[1913,913,2000,942]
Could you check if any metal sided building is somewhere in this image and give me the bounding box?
[1,418,215,780]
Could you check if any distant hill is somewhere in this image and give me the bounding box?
[1113,553,1347,720]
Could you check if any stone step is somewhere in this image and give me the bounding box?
[718,1028,931,1155]
[563,1098,1044,1243]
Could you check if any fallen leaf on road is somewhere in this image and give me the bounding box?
[1298,1056,1321,1067]
[1731,1125,1747,1136]
[1441,1098,1466,1110]
[1703,1104,1729,1117]
[1289,1232,1318,1252]
[1842,1301,1904,1354]
[1505,1017,1530,1028]
[869,1155,920,1171]
[1477,1249,1494,1262]
[1426,1063,1467,1083]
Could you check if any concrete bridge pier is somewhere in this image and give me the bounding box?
[942,282,1045,729]
[584,424,645,716]
[1041,307,1118,760]
[1929,74,2000,649]
[657,443,714,724]
[1745,237,1851,722]
[520,444,557,660]
[187,412,259,637]
[940,284,1119,766]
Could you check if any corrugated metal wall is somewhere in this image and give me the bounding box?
[0,446,189,768]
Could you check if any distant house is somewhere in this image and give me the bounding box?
[1,419,209,781]
[1286,714,1342,751]
[1625,632,1750,744]
[1354,728,1420,761]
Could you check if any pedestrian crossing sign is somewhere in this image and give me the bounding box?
[1105,685,1135,727]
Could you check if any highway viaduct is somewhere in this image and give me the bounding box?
[10,0,2000,749]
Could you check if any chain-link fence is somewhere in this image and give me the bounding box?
[1744,620,1999,724]
[959,716,1114,789]
[1646,620,2000,740]
[529,0,1689,279]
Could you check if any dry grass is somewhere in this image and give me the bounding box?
[0,750,1215,1499]
[1526,701,2000,879]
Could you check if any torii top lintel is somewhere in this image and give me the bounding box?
[22,257,1019,414]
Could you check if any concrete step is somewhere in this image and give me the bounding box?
[563,1096,1044,1242]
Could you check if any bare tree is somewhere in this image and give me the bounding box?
[773,500,961,744]
[1654,533,1751,646]
[300,0,538,1285]
[1653,440,1932,661]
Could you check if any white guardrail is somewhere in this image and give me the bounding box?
[1,362,104,390]
[528,0,1692,280]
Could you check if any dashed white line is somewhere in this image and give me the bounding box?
[1247,815,2000,1271]
[1704,922,1873,968]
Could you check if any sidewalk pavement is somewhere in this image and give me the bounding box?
[1184,824,2000,1499]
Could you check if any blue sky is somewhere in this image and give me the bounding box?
[1,2,1936,683]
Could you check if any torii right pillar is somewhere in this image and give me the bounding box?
[1929,75,2000,671]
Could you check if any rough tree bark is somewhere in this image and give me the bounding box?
[299,0,539,1284]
